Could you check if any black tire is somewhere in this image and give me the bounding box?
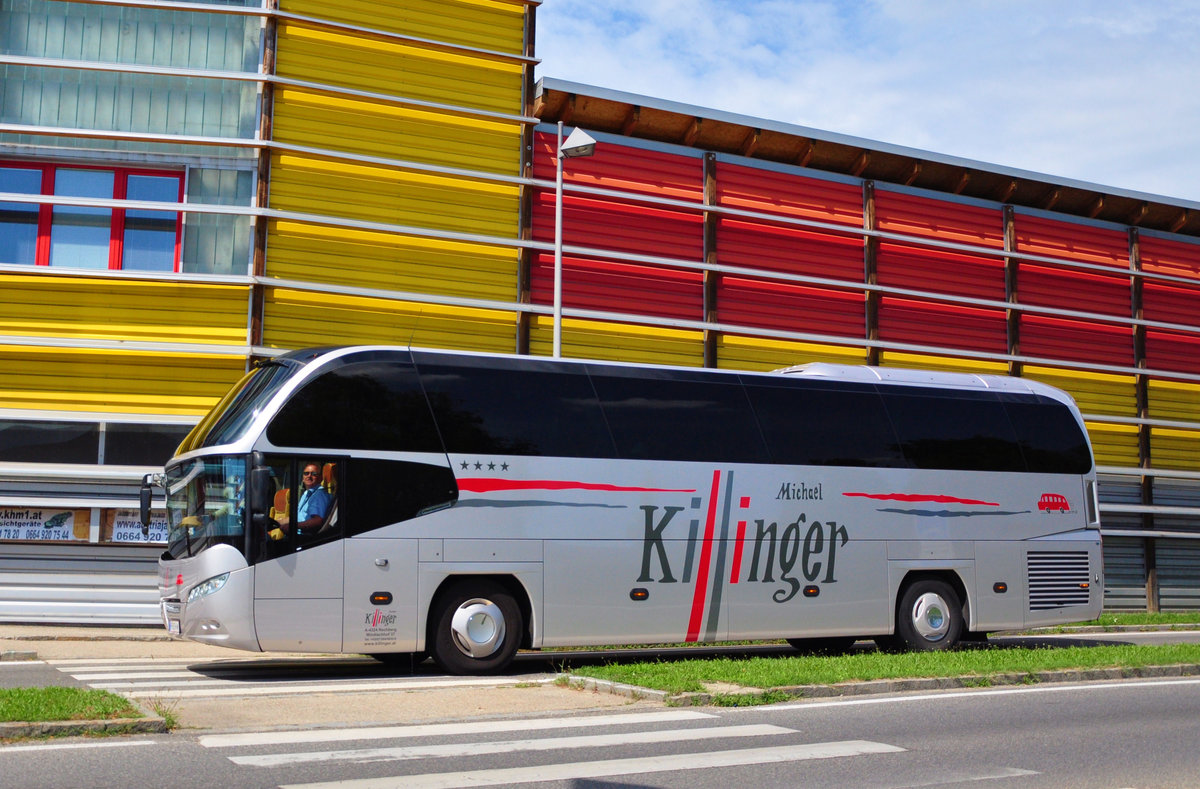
[886,578,964,652]
[786,636,858,655]
[428,579,522,675]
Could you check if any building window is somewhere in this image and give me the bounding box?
[0,161,183,271]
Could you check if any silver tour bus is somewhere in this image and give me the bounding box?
[142,346,1103,674]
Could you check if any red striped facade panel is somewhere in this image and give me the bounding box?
[876,242,1004,301]
[530,134,705,320]
[1019,264,1131,318]
[713,165,865,341]
[715,162,862,227]
[531,132,704,201]
[878,297,1007,354]
[1015,214,1129,268]
[1146,330,1200,374]
[1143,281,1200,328]
[716,217,864,283]
[716,276,863,337]
[530,253,703,321]
[875,190,1005,249]
[531,191,703,259]
[1140,235,1200,280]
[1020,314,1133,366]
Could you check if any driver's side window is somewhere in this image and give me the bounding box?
[260,457,340,557]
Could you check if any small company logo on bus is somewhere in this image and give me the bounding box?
[1037,493,1070,513]
[365,609,397,628]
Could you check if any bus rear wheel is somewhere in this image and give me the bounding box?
[428,580,522,675]
[880,578,963,652]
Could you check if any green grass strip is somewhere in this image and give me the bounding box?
[572,643,1200,695]
[0,687,142,723]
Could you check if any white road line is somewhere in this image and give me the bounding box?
[0,661,46,667]
[760,676,1200,712]
[278,740,905,789]
[90,679,258,689]
[881,767,1040,787]
[231,723,795,767]
[200,710,717,748]
[47,657,244,666]
[125,676,554,699]
[71,670,208,680]
[0,740,160,754]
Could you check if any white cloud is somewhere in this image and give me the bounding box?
[535,1,1200,202]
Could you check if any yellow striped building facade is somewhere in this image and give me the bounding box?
[1,0,1198,615]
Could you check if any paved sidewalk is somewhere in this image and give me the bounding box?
[0,624,647,738]
[5,624,1200,741]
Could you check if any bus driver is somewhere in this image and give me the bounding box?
[271,462,333,538]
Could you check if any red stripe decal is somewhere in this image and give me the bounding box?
[729,520,747,585]
[458,478,696,494]
[686,470,722,642]
[843,492,999,506]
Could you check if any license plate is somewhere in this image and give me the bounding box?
[168,619,180,635]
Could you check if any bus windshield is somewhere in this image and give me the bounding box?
[176,360,297,454]
[163,456,246,559]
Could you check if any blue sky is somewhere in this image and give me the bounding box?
[535,1,1200,204]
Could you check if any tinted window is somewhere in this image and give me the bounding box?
[744,380,905,467]
[1001,394,1093,473]
[415,355,614,458]
[589,367,769,463]
[345,458,458,535]
[268,360,443,453]
[190,360,295,451]
[883,389,1026,471]
[105,423,192,465]
[0,420,98,463]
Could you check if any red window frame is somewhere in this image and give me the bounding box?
[1,160,185,272]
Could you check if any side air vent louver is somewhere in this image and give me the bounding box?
[1028,551,1091,610]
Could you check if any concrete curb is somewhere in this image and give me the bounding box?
[0,715,168,740]
[565,663,1200,706]
[0,651,38,662]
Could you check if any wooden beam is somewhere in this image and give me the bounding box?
[850,150,870,177]
[998,179,1018,204]
[620,105,640,137]
[1041,188,1061,210]
[1088,195,1105,218]
[560,93,577,125]
[1170,208,1189,233]
[903,161,922,186]
[681,117,702,147]
[953,171,970,194]
[795,138,814,168]
[1129,201,1149,225]
[740,128,761,158]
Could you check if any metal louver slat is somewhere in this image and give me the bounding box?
[1028,551,1092,610]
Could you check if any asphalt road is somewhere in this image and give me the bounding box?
[2,674,1199,788]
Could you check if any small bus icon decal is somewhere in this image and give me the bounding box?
[1038,493,1070,513]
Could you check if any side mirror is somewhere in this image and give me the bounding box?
[250,465,273,527]
[139,474,155,536]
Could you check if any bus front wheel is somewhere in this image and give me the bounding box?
[880,578,963,652]
[429,580,522,675]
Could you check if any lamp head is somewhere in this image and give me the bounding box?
[559,127,597,159]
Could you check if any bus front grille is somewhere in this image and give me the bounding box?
[1027,551,1091,610]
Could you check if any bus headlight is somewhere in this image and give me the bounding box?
[187,573,229,604]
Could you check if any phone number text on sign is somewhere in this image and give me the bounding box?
[0,509,75,541]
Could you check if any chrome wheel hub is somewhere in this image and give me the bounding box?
[911,592,950,642]
[449,598,506,658]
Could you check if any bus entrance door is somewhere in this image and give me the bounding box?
[253,540,345,651]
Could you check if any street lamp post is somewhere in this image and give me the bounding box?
[553,121,597,358]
